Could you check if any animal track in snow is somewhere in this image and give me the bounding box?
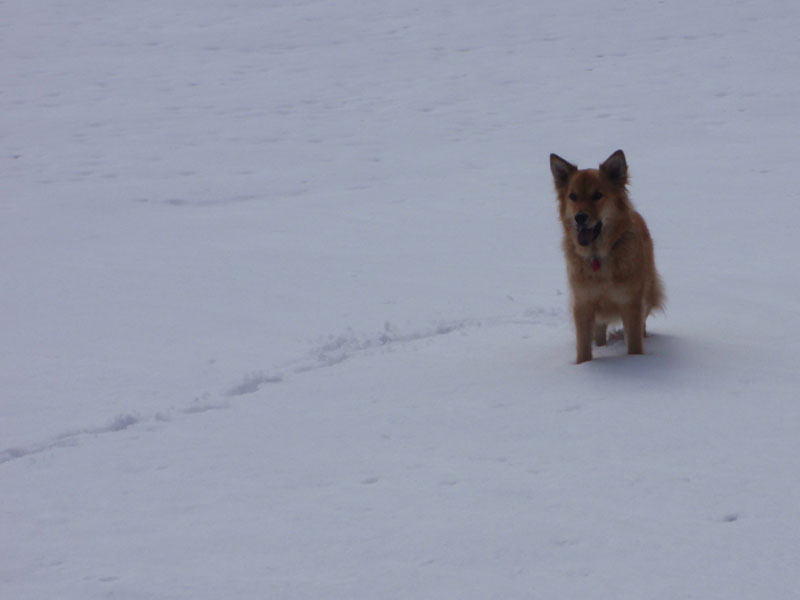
[0,396,230,466]
[0,309,562,465]
[0,413,141,465]
[226,373,283,397]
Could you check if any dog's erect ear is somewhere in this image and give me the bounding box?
[550,153,577,191]
[600,150,628,186]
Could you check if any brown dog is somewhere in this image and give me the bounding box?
[550,150,664,363]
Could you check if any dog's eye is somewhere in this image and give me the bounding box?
[591,191,603,201]
[568,193,578,201]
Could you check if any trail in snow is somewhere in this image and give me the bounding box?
[0,310,562,466]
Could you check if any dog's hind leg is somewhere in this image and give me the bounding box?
[594,322,607,346]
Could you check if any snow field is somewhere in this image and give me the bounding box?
[2,0,800,598]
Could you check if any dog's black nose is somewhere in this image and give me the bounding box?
[575,212,588,226]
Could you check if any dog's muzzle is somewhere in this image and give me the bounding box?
[577,220,602,247]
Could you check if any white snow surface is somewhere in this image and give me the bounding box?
[3,1,800,598]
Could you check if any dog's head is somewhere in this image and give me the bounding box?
[550,150,629,253]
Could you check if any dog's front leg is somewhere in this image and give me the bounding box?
[573,303,595,363]
[621,301,644,355]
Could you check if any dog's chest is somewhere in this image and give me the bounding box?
[568,263,633,309]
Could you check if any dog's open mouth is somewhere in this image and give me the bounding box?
[577,221,602,247]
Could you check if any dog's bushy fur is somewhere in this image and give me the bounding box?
[550,150,664,363]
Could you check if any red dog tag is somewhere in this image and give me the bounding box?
[591,258,601,272]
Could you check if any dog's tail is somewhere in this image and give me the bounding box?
[649,270,666,313]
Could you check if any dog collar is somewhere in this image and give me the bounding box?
[591,257,601,272]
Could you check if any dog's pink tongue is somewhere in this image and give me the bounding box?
[578,228,594,246]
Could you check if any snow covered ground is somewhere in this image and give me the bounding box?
[3,1,800,598]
